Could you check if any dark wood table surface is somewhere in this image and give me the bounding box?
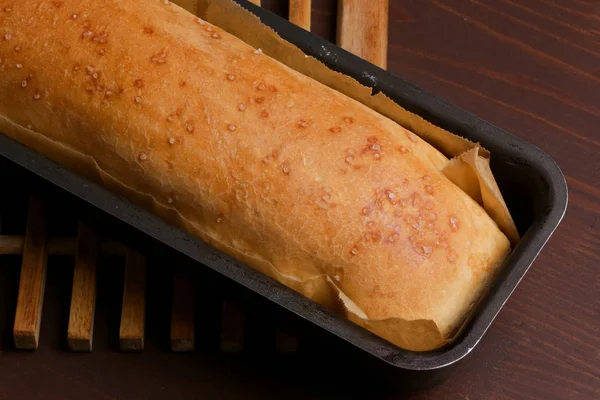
[1,0,599,399]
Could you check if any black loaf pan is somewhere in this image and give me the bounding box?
[0,0,568,390]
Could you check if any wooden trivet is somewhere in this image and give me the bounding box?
[0,197,148,352]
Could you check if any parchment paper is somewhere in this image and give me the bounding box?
[169,0,519,351]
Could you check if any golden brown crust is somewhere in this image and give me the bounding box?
[0,0,510,349]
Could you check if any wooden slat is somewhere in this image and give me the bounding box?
[337,0,389,69]
[100,241,128,257]
[13,196,48,350]
[170,274,195,352]
[0,235,127,256]
[119,249,147,351]
[67,222,99,352]
[275,328,298,355]
[249,0,260,5]
[289,0,312,31]
[0,235,23,254]
[220,299,244,353]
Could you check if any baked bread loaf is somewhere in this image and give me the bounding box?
[0,0,511,350]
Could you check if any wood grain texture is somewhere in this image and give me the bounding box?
[67,222,99,352]
[289,0,312,30]
[337,0,389,68]
[0,1,598,399]
[119,249,147,351]
[170,274,195,352]
[13,196,47,350]
[385,0,600,399]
